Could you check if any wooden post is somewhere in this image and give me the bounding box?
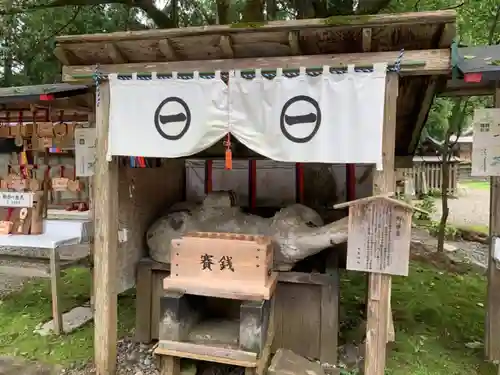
[486,85,500,362]
[364,73,398,375]
[88,100,96,313]
[94,81,119,375]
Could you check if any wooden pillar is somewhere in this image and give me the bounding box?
[364,73,398,375]
[240,299,271,353]
[88,99,96,312]
[94,81,119,375]
[486,85,500,362]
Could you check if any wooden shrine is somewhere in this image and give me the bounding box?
[0,84,94,334]
[0,84,94,214]
[156,233,276,375]
[54,9,457,375]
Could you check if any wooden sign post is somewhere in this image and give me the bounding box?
[471,108,500,177]
[335,194,417,375]
[335,195,414,277]
[485,89,500,363]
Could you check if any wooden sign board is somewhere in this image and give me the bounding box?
[164,232,278,300]
[74,127,96,177]
[0,192,34,208]
[0,221,13,234]
[471,108,500,177]
[343,196,412,276]
[52,177,69,191]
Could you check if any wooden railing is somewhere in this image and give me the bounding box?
[397,162,459,196]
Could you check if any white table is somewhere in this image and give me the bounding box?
[0,219,92,334]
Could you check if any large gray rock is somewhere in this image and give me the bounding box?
[146,192,348,270]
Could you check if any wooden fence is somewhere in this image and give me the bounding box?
[397,162,459,197]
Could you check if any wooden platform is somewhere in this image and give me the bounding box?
[154,296,275,375]
[156,340,258,367]
[163,271,278,301]
[135,256,340,370]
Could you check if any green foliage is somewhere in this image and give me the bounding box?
[428,220,459,240]
[422,98,455,141]
[414,195,436,221]
[1,2,136,87]
[342,261,496,375]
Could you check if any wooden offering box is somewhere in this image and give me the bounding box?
[164,232,278,300]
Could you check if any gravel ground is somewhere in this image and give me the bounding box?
[66,340,242,375]
[432,187,490,229]
[411,226,489,270]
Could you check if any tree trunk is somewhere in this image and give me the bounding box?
[437,99,468,252]
[2,55,13,87]
[2,2,14,87]
[437,143,451,252]
[216,0,230,24]
[242,0,264,22]
[265,0,276,20]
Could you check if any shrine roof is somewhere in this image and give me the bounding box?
[439,45,500,97]
[0,83,92,122]
[334,194,420,212]
[54,10,455,72]
[54,10,457,158]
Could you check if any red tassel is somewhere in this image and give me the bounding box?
[224,134,232,170]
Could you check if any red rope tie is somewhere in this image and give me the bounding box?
[224,134,232,170]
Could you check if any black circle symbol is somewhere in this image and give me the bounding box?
[154,97,191,141]
[280,95,321,143]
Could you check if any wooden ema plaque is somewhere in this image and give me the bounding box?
[336,195,413,277]
[164,232,278,300]
[0,191,42,235]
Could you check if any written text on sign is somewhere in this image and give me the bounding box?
[170,233,274,286]
[346,201,412,276]
[0,192,34,208]
[201,254,235,272]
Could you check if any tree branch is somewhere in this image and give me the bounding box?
[443,2,464,10]
[0,0,123,15]
[0,0,174,28]
[356,0,392,15]
[488,4,500,45]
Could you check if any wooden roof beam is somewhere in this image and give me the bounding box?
[53,46,77,66]
[407,23,456,153]
[55,10,456,44]
[288,31,301,55]
[62,49,451,82]
[158,39,178,61]
[362,28,372,52]
[219,36,234,59]
[105,43,127,64]
[0,110,89,122]
[438,81,496,97]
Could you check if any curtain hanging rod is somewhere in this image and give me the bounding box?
[70,60,426,80]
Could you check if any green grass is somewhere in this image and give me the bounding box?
[460,180,490,190]
[341,259,496,375]
[0,268,135,367]
[0,258,496,374]
[457,224,490,235]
